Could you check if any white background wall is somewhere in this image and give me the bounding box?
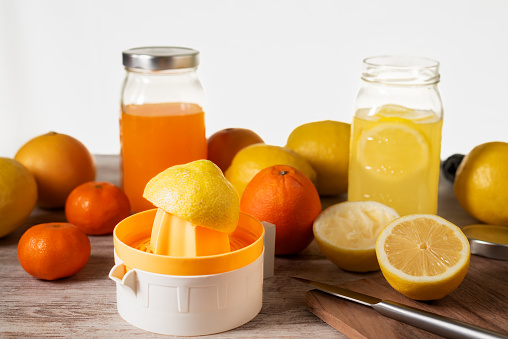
[1,0,507,160]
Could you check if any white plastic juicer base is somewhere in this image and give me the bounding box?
[109,250,264,336]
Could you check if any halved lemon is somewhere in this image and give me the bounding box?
[143,159,239,234]
[376,214,470,300]
[357,121,430,179]
[313,201,399,272]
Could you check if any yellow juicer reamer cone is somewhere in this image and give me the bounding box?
[149,207,231,257]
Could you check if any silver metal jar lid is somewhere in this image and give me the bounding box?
[462,224,508,260]
[122,46,199,71]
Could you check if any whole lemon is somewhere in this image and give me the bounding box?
[454,141,508,226]
[15,132,96,208]
[225,144,316,198]
[286,120,350,196]
[0,157,38,238]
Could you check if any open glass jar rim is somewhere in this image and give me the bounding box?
[361,55,440,85]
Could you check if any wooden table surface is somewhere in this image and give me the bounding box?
[0,155,484,338]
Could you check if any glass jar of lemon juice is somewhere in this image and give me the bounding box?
[348,56,443,216]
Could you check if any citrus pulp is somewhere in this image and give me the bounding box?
[376,214,470,300]
[313,201,399,272]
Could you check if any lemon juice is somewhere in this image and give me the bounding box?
[348,105,442,216]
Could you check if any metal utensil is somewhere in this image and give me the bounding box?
[293,277,507,339]
[462,225,508,260]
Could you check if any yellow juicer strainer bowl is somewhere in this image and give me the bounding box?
[113,209,265,276]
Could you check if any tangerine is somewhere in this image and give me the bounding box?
[240,165,322,255]
[17,222,91,280]
[65,181,131,235]
[14,132,96,208]
[207,128,264,172]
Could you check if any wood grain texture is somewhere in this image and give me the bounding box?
[0,155,485,338]
[306,255,508,338]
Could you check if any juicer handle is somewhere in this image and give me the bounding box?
[109,263,137,296]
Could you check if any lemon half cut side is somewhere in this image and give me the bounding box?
[313,201,400,272]
[376,214,470,300]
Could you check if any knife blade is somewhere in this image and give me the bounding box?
[292,277,508,339]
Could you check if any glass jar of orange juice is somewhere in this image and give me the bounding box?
[121,47,207,212]
[348,56,443,216]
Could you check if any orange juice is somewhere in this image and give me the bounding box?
[120,102,206,212]
[348,105,442,216]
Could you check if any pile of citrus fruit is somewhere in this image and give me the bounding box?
[208,123,508,302]
[4,120,507,302]
[1,131,133,281]
[313,200,471,300]
[209,121,352,256]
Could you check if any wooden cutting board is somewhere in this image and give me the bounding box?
[306,255,508,338]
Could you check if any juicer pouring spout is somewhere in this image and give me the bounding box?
[109,263,137,296]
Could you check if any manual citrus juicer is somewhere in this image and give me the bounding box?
[109,160,266,336]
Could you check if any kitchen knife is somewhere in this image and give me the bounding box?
[293,276,507,339]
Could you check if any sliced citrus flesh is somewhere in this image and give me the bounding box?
[357,120,429,179]
[376,214,470,300]
[313,201,399,272]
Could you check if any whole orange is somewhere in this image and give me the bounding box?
[17,222,91,280]
[240,165,322,255]
[207,128,264,172]
[14,132,96,209]
[65,181,131,235]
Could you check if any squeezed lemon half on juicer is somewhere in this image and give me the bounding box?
[142,160,240,256]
